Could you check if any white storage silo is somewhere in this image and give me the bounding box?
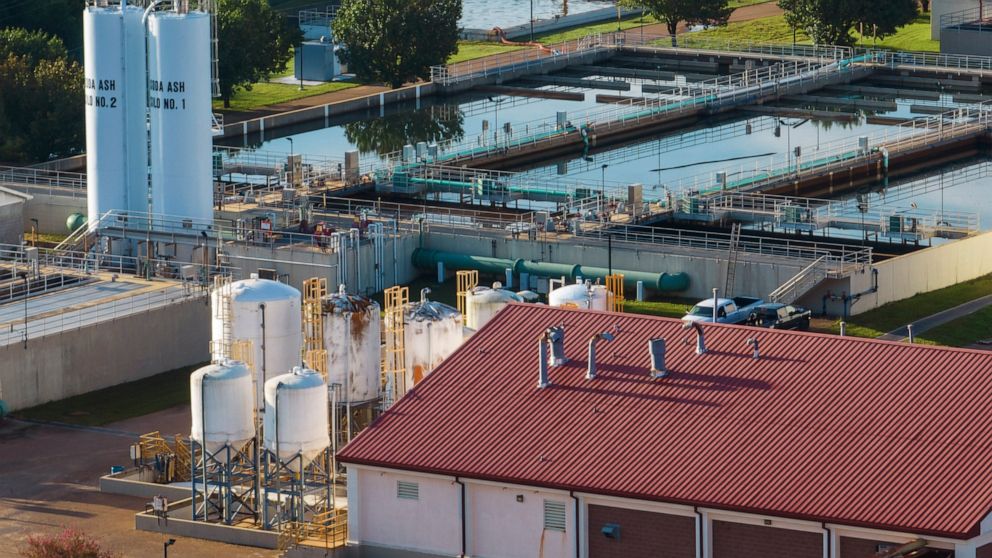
[322,285,381,404]
[263,367,330,471]
[189,360,255,462]
[147,7,213,224]
[401,291,464,388]
[83,4,148,226]
[211,275,302,408]
[549,280,609,311]
[465,283,521,330]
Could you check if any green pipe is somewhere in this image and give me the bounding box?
[412,248,690,292]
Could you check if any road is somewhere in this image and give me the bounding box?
[877,293,992,341]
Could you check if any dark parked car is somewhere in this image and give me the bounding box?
[747,303,811,330]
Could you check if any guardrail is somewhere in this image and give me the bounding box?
[0,165,87,198]
[939,3,992,29]
[431,32,619,86]
[661,102,992,195]
[768,255,828,304]
[0,282,205,347]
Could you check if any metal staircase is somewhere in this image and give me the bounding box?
[768,255,828,304]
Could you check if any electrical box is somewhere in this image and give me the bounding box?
[601,523,621,540]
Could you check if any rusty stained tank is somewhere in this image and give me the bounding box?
[321,284,381,404]
[401,288,464,388]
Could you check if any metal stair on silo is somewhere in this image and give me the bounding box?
[302,277,328,378]
[382,286,409,410]
[723,223,742,297]
[211,275,233,359]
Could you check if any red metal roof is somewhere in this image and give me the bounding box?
[339,304,992,539]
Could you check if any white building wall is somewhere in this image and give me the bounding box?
[932,0,979,39]
[466,481,574,558]
[349,466,461,555]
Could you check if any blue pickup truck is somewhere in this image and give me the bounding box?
[682,296,764,325]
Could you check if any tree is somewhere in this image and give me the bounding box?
[332,0,462,88]
[778,0,918,46]
[0,0,85,59]
[216,0,300,108]
[621,0,732,47]
[0,29,83,164]
[20,527,119,558]
[343,106,464,154]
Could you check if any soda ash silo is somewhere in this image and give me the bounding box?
[322,285,381,404]
[548,280,610,311]
[464,283,521,330]
[83,3,148,225]
[398,290,464,387]
[211,275,303,407]
[263,367,330,471]
[189,360,255,462]
[147,6,213,223]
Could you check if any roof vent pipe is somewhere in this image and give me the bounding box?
[538,333,550,388]
[711,287,719,323]
[747,337,759,359]
[547,325,567,366]
[420,287,431,304]
[586,332,615,380]
[649,338,667,378]
[684,321,706,355]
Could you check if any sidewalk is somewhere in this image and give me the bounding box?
[218,1,782,124]
[877,293,992,341]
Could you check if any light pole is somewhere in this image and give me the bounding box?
[17,271,27,349]
[488,96,504,147]
[530,0,534,42]
[601,163,609,197]
[163,538,175,558]
[298,40,305,91]
[285,137,294,188]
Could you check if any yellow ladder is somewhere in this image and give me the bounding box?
[606,274,625,313]
[456,270,479,318]
[383,286,409,408]
[302,278,328,377]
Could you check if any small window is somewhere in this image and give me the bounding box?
[543,500,567,532]
[396,480,419,500]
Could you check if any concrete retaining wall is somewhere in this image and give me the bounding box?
[0,296,210,411]
[941,27,992,56]
[100,469,191,501]
[23,192,86,234]
[222,232,420,296]
[219,83,435,143]
[135,501,279,549]
[421,229,804,300]
[461,8,640,41]
[0,199,24,245]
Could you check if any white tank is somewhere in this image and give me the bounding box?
[83,4,148,226]
[549,281,609,311]
[189,360,255,461]
[147,8,213,223]
[322,285,381,404]
[402,291,464,388]
[263,367,330,470]
[465,283,522,330]
[211,275,302,408]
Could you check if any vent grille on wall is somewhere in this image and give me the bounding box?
[396,480,419,500]
[543,500,567,532]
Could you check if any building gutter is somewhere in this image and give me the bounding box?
[823,522,832,558]
[570,490,580,558]
[455,476,466,557]
[695,506,705,558]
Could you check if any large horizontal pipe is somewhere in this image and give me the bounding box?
[412,248,690,292]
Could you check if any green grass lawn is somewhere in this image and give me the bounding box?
[728,0,774,7]
[15,363,204,427]
[625,299,695,319]
[690,15,811,44]
[820,273,992,344]
[214,80,360,112]
[448,42,525,64]
[689,13,936,52]
[851,14,938,52]
[919,306,992,347]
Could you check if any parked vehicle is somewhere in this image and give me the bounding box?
[683,296,764,325]
[747,303,812,330]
